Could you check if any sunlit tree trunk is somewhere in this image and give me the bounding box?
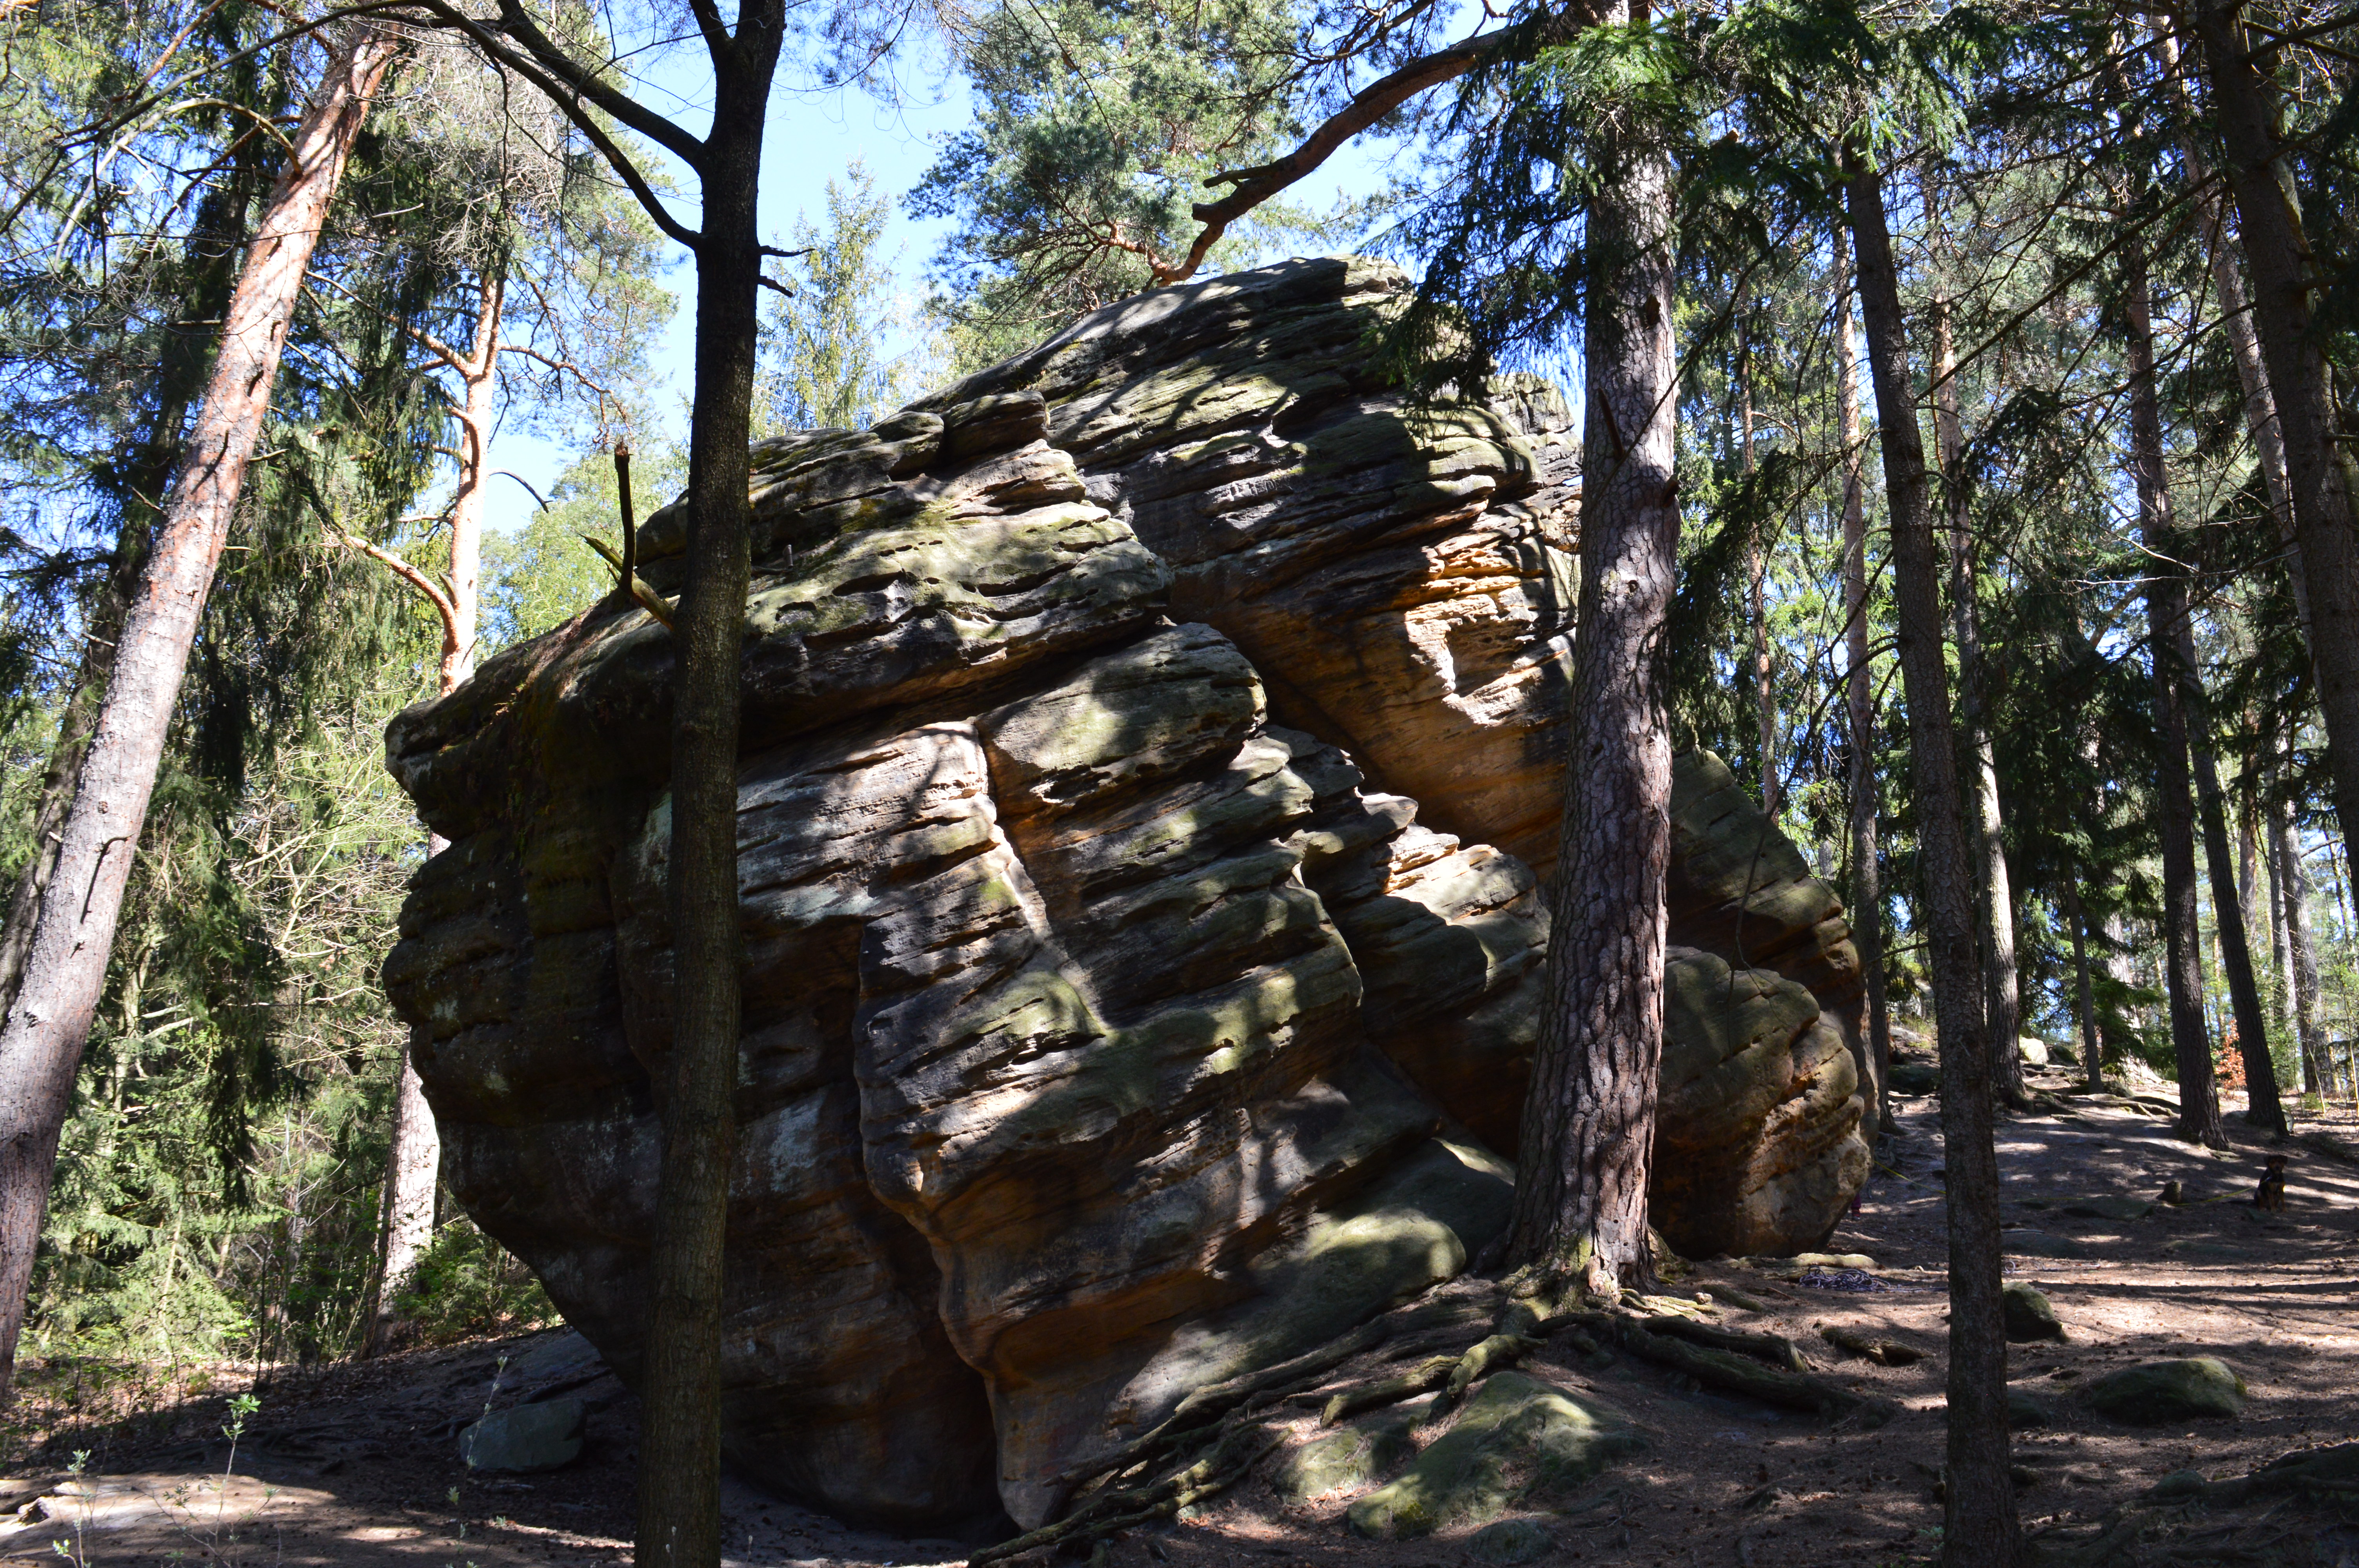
[2189,4,2359,863]
[0,172,260,1022]
[1845,152,2021,1568]
[0,24,398,1397]
[346,268,506,1354]
[1834,229,1890,1136]
[2270,784,2325,1096]
[1507,64,1678,1301]
[1928,301,2024,1105]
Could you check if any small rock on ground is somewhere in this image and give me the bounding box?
[1467,1517,1554,1564]
[2003,1283,2065,1342]
[2084,1358,2245,1423]
[461,1398,586,1474]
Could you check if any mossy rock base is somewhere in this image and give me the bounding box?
[2003,1283,2065,1342]
[1467,1518,1554,1564]
[1345,1372,1639,1540]
[2085,1358,2246,1423]
[1271,1410,1421,1503]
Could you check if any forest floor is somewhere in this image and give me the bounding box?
[3,1066,2356,1568]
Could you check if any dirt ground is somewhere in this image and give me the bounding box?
[4,1071,2355,1568]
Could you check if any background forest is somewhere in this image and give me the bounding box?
[0,0,2354,1460]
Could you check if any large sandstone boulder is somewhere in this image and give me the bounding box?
[380,256,1866,1534]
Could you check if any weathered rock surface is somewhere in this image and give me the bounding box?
[1344,1372,1638,1539]
[2085,1358,2247,1423]
[461,1399,586,1474]
[380,256,1866,1533]
[2003,1283,2065,1342]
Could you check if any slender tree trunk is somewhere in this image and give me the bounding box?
[1739,335,1777,816]
[2067,882,2103,1090]
[2189,4,2359,860]
[0,169,259,1022]
[1507,80,1678,1303]
[363,270,503,1356]
[2124,245,2225,1148]
[2262,777,2295,1054]
[2181,659,2284,1130]
[1929,301,2025,1105]
[2272,789,2326,1096]
[2237,793,2261,946]
[635,17,782,1568]
[0,25,396,1399]
[1835,228,1891,1137]
[1845,154,2021,1568]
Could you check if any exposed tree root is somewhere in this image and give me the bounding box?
[1818,1324,1924,1366]
[1639,1313,1812,1372]
[1319,1356,1457,1426]
[1563,1310,1894,1424]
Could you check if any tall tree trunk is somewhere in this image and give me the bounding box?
[360,268,504,1356]
[2066,882,2103,1090]
[2261,779,2295,1051]
[635,18,783,1568]
[1739,333,1777,815]
[0,25,397,1398]
[2154,26,2311,653]
[1835,228,1891,1138]
[2271,786,2326,1096]
[1929,301,2025,1105]
[1845,153,2021,1568]
[2181,659,2284,1130]
[0,169,260,1021]
[1507,78,1678,1303]
[2189,4,2359,860]
[2125,244,2225,1148]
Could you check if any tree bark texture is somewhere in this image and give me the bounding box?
[1739,338,1777,816]
[1929,301,2024,1106]
[2270,789,2326,1095]
[2066,883,2104,1090]
[1835,228,1891,1135]
[2190,4,2359,864]
[2124,250,2225,1149]
[634,13,782,1568]
[0,169,260,1023]
[2179,656,2283,1131]
[1507,91,1678,1303]
[1845,156,2021,1568]
[0,25,396,1398]
[363,270,505,1356]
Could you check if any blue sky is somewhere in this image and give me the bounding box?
[473,69,980,536]
[471,45,1413,536]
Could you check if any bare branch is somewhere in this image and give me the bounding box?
[1160,8,1585,284]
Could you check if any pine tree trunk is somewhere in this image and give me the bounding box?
[0,170,259,1022]
[2066,882,2103,1090]
[2125,247,2225,1149]
[2180,660,2283,1131]
[1506,86,1678,1303]
[2271,789,2326,1095]
[1739,338,1777,815]
[1835,228,1890,1138]
[0,25,396,1398]
[2189,4,2359,863]
[1929,302,2024,1106]
[1845,154,2021,1568]
[364,271,502,1356]
[634,16,782,1568]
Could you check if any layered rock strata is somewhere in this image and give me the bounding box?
[380,256,1866,1532]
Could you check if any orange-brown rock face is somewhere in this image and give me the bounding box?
[379,256,1866,1535]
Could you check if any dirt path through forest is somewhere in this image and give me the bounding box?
[5,1074,2354,1568]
